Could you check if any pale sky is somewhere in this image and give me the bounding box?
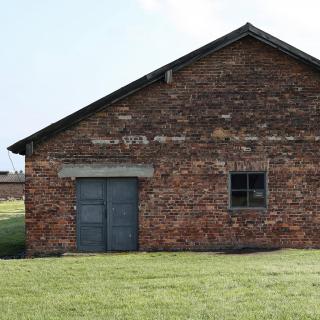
[1,0,320,171]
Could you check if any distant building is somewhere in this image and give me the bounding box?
[0,171,25,200]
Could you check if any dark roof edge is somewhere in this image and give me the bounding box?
[247,24,320,70]
[8,23,320,155]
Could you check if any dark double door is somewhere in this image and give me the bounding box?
[76,178,138,251]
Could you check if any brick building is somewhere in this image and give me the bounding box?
[0,171,25,200]
[8,23,320,255]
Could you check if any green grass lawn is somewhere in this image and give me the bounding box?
[0,250,320,319]
[0,200,25,256]
[0,202,320,319]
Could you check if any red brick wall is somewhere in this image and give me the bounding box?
[25,36,320,255]
[0,183,24,200]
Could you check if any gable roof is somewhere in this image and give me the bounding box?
[8,23,320,155]
[0,172,25,183]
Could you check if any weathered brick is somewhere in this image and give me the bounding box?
[25,37,320,255]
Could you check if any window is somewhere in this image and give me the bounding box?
[229,172,266,208]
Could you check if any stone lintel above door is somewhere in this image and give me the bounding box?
[58,163,154,178]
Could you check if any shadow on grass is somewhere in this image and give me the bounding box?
[0,214,25,258]
[215,248,281,255]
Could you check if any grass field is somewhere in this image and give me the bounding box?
[0,250,320,319]
[0,200,25,256]
[0,202,320,319]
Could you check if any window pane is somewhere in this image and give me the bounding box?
[231,191,247,207]
[231,174,247,189]
[248,190,265,207]
[249,173,265,189]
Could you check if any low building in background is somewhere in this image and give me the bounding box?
[0,171,25,200]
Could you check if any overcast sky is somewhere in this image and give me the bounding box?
[1,0,320,171]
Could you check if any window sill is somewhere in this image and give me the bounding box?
[228,207,268,214]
